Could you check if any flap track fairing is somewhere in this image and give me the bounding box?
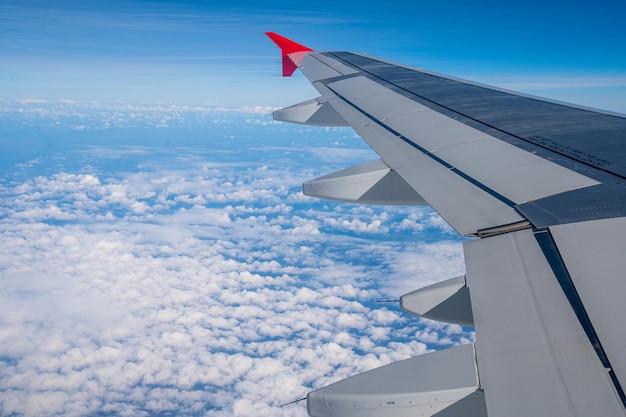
[400,275,474,326]
[303,159,428,206]
[273,97,349,126]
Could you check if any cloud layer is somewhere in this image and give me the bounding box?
[0,103,472,416]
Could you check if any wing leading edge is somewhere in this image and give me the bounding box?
[266,33,626,417]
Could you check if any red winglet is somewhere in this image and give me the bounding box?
[265,32,313,77]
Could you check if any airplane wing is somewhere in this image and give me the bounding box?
[265,32,626,417]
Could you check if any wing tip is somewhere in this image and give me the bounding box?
[265,32,313,77]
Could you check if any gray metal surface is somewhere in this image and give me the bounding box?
[400,275,473,326]
[352,91,428,120]
[325,92,524,235]
[434,136,598,204]
[273,38,626,417]
[326,76,389,99]
[327,52,626,178]
[385,109,488,151]
[307,344,486,417]
[551,217,626,389]
[465,229,625,416]
[516,183,626,226]
[311,52,359,76]
[298,53,342,82]
[303,159,428,205]
[273,97,348,126]
[322,51,626,226]
[325,76,599,206]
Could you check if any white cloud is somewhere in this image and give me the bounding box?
[0,100,286,131]
[0,110,473,416]
[15,98,47,104]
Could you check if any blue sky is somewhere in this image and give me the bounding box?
[1,0,626,109]
[1,1,624,415]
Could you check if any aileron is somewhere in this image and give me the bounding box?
[465,228,626,416]
[550,217,626,389]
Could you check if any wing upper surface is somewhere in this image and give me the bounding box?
[301,51,626,228]
[267,34,626,417]
[295,52,614,235]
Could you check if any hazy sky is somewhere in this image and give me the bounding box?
[1,0,626,109]
[1,2,625,415]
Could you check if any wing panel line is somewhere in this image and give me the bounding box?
[326,52,626,182]
[325,84,518,210]
[534,228,626,408]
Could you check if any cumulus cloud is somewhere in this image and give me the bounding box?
[0,106,473,416]
[0,100,282,131]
